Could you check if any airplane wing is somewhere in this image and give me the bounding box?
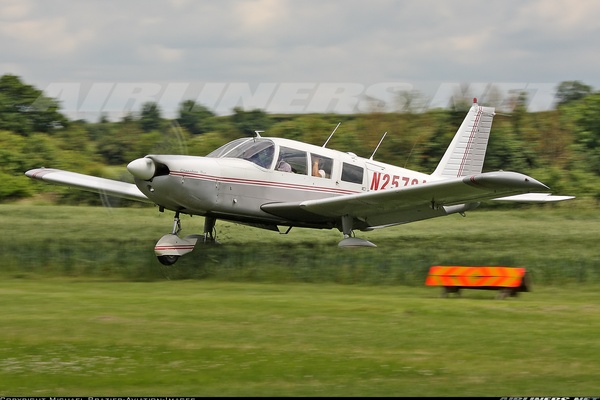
[491,193,575,202]
[25,168,152,203]
[261,171,573,228]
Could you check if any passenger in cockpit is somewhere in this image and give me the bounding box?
[312,158,326,178]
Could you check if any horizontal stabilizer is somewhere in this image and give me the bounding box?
[492,193,575,202]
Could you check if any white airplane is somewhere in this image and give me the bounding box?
[26,99,574,265]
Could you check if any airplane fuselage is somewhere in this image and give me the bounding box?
[131,137,433,230]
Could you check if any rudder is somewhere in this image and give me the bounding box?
[432,99,495,178]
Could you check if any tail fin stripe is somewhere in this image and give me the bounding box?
[457,106,482,177]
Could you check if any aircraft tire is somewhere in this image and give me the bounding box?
[157,255,179,266]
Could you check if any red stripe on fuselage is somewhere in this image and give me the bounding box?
[169,171,360,195]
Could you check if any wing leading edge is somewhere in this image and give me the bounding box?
[261,170,571,228]
[492,193,575,202]
[25,168,151,203]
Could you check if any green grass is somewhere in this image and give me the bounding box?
[1,203,599,395]
[1,279,599,396]
[1,203,599,284]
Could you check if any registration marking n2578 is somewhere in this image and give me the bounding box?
[369,172,426,190]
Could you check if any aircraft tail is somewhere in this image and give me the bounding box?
[432,99,496,178]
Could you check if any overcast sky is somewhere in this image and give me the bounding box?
[2,0,600,120]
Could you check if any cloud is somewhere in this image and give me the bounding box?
[1,17,95,58]
[1,0,600,119]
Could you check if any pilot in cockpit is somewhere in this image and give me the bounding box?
[276,159,292,172]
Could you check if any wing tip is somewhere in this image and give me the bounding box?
[25,167,56,180]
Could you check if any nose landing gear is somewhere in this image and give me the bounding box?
[155,212,218,266]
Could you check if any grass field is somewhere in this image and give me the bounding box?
[1,203,599,284]
[1,280,600,396]
[1,203,599,395]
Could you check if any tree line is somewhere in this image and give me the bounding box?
[1,74,599,204]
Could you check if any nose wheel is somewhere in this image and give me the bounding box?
[158,254,179,266]
[155,212,218,265]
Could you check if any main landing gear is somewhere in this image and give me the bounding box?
[155,212,218,266]
[337,215,376,248]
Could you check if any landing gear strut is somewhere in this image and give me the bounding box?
[155,212,219,266]
[202,216,217,244]
[337,215,377,248]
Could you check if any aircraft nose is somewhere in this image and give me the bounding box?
[127,157,156,180]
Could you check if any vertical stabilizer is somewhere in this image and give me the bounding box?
[432,99,495,178]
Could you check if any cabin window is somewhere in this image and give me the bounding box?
[341,163,363,184]
[310,154,333,178]
[278,146,308,175]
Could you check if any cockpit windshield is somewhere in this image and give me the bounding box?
[206,138,249,158]
[206,138,275,169]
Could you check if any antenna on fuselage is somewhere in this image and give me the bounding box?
[254,130,264,138]
[322,122,341,148]
[369,132,387,160]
